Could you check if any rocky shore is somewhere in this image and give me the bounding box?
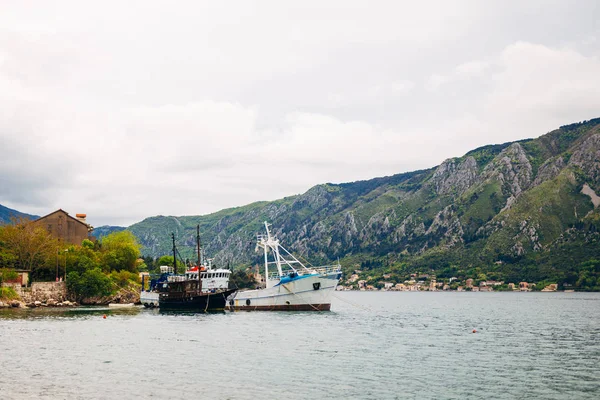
[0,299,78,309]
[1,282,140,308]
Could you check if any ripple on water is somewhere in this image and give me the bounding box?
[1,292,600,399]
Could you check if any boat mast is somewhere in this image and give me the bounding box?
[196,225,201,285]
[196,225,202,266]
[172,233,177,274]
[263,235,270,288]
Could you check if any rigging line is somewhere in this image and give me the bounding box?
[331,292,372,311]
[295,251,316,268]
[204,292,210,312]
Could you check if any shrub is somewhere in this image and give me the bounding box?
[0,286,20,300]
[67,268,114,300]
[110,270,140,288]
[0,268,19,284]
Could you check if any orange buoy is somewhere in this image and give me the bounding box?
[103,315,107,319]
[472,329,477,333]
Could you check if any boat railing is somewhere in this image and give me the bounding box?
[167,275,188,282]
[266,265,341,280]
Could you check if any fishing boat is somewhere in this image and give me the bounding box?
[158,228,236,311]
[228,222,342,311]
[141,226,233,308]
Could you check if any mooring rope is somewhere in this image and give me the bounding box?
[332,292,372,311]
[204,292,210,312]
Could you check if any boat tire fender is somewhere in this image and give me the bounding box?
[246,299,251,306]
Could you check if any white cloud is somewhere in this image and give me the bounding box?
[455,61,490,77]
[391,80,416,95]
[425,74,451,91]
[482,42,600,138]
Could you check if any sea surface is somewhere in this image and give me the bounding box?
[1,292,599,399]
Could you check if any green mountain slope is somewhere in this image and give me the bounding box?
[125,117,600,288]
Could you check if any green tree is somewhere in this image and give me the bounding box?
[99,231,141,272]
[0,217,60,273]
[229,269,257,289]
[67,268,114,301]
[156,255,175,268]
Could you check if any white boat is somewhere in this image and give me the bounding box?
[228,222,342,311]
[187,260,232,293]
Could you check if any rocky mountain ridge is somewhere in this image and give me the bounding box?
[123,118,600,286]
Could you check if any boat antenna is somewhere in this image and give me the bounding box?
[172,232,177,274]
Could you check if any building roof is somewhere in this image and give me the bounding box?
[34,209,93,230]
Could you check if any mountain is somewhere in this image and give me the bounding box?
[92,225,127,239]
[0,204,38,224]
[96,118,600,288]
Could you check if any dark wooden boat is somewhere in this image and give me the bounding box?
[158,281,236,311]
[157,229,237,311]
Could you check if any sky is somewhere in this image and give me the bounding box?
[0,0,599,227]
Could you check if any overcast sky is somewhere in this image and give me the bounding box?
[1,1,599,227]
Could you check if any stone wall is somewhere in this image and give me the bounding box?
[13,282,67,303]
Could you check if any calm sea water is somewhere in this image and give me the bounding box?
[1,292,599,399]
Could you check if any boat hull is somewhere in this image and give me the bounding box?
[159,288,237,311]
[140,291,159,308]
[230,303,331,311]
[228,271,341,311]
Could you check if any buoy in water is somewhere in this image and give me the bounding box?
[103,315,107,319]
[472,329,477,333]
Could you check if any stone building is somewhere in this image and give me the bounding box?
[33,209,93,245]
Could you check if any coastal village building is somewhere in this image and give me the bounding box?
[33,209,93,245]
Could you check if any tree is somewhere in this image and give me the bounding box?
[229,269,257,289]
[156,255,175,268]
[0,217,60,273]
[99,231,141,272]
[67,268,114,301]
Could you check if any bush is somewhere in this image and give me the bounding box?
[0,268,19,284]
[67,269,114,300]
[110,270,140,288]
[0,286,20,300]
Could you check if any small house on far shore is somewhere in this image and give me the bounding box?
[1,269,29,287]
[32,209,94,245]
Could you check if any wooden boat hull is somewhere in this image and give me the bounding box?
[159,288,237,311]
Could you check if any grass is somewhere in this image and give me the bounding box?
[0,286,20,301]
